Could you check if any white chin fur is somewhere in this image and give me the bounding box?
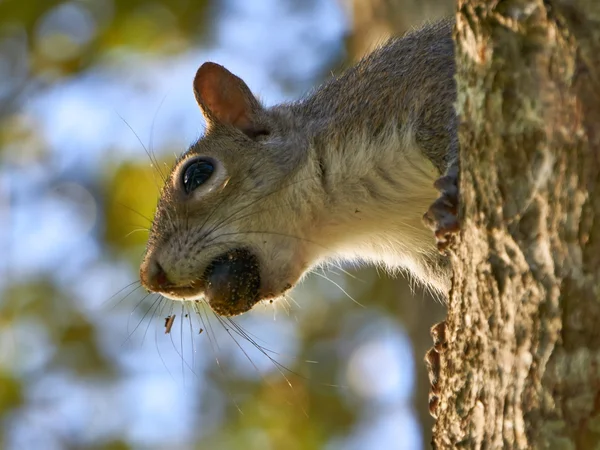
[159,292,205,302]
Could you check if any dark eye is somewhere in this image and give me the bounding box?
[182,159,215,194]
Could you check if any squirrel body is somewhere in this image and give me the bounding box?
[140,19,459,316]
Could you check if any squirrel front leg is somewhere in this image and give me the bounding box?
[423,159,460,253]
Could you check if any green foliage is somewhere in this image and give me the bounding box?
[103,160,163,250]
[0,372,23,415]
[0,0,209,76]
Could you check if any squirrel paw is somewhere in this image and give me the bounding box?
[423,166,459,253]
[424,321,447,419]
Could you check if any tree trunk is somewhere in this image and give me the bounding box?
[433,1,600,448]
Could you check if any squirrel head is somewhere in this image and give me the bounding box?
[139,62,320,316]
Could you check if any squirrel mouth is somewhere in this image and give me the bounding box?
[144,248,262,316]
[158,283,205,301]
[202,248,261,316]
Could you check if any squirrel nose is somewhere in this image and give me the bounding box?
[140,258,170,291]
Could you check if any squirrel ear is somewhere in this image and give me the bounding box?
[193,62,267,138]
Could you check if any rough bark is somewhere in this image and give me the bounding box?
[433,1,600,448]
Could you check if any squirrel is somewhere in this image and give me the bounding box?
[139,19,459,318]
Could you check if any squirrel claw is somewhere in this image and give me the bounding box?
[423,167,459,253]
[425,321,448,419]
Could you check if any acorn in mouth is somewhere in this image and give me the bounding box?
[203,248,261,316]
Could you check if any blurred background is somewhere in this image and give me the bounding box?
[0,0,453,449]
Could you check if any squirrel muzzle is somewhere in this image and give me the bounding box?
[140,247,262,316]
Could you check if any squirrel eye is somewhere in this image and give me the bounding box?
[182,159,215,194]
